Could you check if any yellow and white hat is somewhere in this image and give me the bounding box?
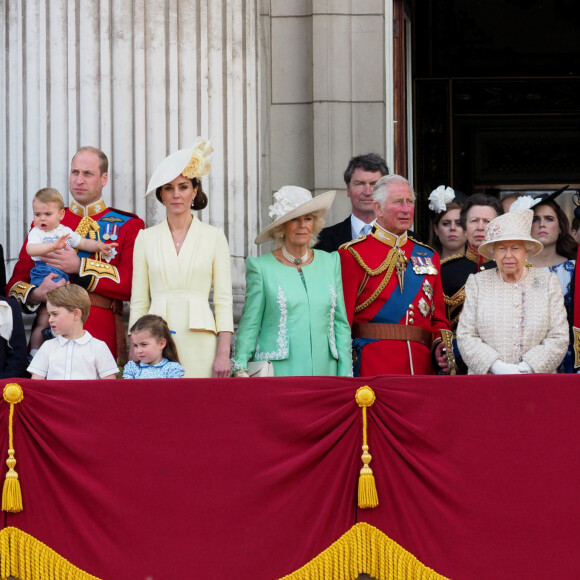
[145,137,213,196]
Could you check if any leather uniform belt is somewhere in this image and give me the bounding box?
[89,293,123,315]
[352,323,432,347]
[88,293,127,363]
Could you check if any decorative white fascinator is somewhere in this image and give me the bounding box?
[428,185,455,213]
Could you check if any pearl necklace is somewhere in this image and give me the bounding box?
[282,245,309,265]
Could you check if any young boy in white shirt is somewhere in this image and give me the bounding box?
[28,285,118,380]
[26,187,117,353]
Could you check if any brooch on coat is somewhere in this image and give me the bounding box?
[418,298,430,317]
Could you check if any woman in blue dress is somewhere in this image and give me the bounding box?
[526,192,578,372]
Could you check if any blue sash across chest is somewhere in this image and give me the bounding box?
[370,243,429,324]
[352,242,433,375]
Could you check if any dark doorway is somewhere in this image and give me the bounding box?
[411,0,580,236]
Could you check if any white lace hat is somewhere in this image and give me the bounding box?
[478,209,543,259]
[145,137,213,196]
[255,186,336,245]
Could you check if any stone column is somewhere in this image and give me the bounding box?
[266,0,390,230]
[1,0,262,321]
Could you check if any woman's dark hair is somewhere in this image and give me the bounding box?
[459,194,503,230]
[130,314,181,363]
[155,177,208,211]
[428,201,464,253]
[534,199,578,260]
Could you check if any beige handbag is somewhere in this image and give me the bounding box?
[247,361,275,377]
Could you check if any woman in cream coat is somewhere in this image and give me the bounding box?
[130,139,233,378]
[231,186,352,377]
[457,209,568,374]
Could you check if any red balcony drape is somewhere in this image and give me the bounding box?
[1,374,579,578]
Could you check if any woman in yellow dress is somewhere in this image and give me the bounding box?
[129,138,233,378]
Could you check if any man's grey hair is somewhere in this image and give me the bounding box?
[372,174,415,206]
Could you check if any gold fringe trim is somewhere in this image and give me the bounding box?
[0,527,101,579]
[2,383,24,513]
[355,386,378,509]
[279,522,449,580]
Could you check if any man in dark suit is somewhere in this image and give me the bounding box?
[315,153,389,252]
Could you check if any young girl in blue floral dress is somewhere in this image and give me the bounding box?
[123,315,185,378]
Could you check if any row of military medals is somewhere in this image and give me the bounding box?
[411,255,437,276]
[102,224,119,241]
[396,252,438,294]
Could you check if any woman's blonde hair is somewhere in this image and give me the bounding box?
[269,212,326,249]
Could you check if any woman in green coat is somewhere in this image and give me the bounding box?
[232,186,352,377]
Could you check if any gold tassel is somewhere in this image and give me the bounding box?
[2,383,24,513]
[76,216,100,240]
[355,386,378,509]
[76,216,102,259]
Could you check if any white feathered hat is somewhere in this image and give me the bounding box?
[255,186,336,245]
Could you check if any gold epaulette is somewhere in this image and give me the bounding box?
[465,246,491,264]
[440,253,464,266]
[408,237,435,254]
[339,236,366,251]
[9,282,34,304]
[79,258,120,285]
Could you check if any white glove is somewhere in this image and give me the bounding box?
[517,361,533,374]
[490,360,521,375]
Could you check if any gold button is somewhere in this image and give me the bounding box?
[409,319,414,325]
[409,304,414,310]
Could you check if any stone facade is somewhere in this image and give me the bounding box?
[1,0,395,321]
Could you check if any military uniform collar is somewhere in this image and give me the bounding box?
[465,245,490,265]
[69,199,107,217]
[372,224,408,248]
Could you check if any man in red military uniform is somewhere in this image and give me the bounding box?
[7,146,144,362]
[339,174,452,376]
